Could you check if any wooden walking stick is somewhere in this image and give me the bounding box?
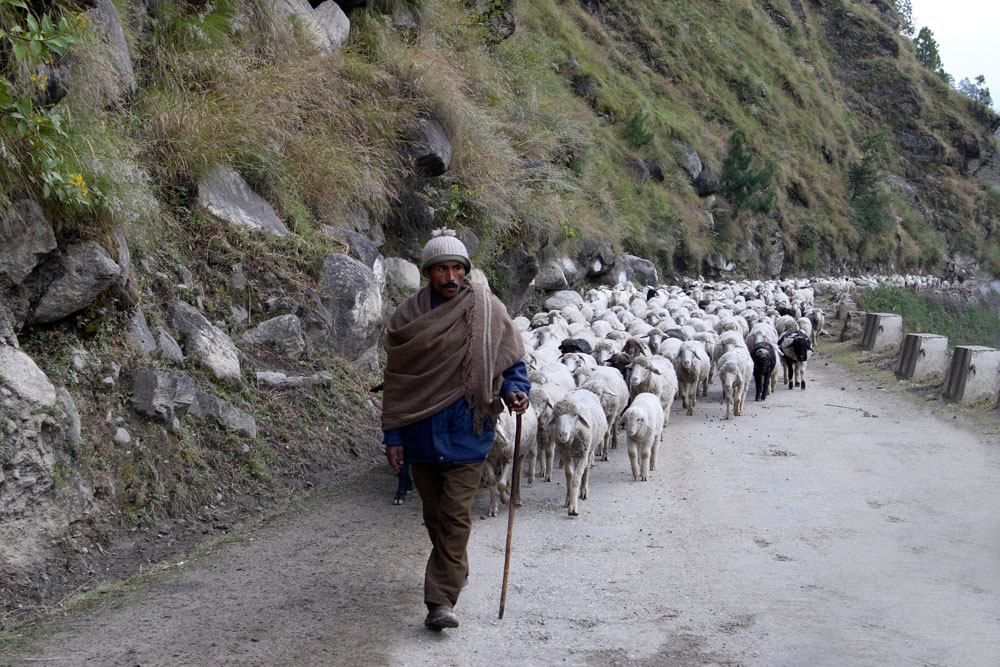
[498,411,522,619]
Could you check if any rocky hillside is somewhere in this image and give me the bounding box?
[1,0,998,621]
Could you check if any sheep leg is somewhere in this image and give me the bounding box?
[544,443,555,482]
[651,429,662,471]
[563,460,576,513]
[514,452,525,506]
[526,447,537,485]
[723,380,733,420]
[579,458,591,500]
[627,437,640,481]
[800,361,807,390]
[601,430,610,461]
[486,466,499,517]
[639,441,651,481]
[499,460,513,506]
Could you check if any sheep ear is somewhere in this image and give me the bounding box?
[651,367,662,375]
[578,414,590,428]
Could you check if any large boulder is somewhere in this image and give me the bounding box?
[32,243,122,324]
[127,306,157,355]
[544,290,584,311]
[534,259,569,291]
[242,314,306,353]
[305,254,383,365]
[693,165,720,196]
[314,1,350,49]
[189,392,257,439]
[84,0,135,101]
[409,118,452,177]
[320,226,385,290]
[268,0,337,51]
[170,301,242,382]
[198,166,289,237]
[131,369,197,424]
[494,244,538,314]
[673,142,703,181]
[256,370,333,391]
[622,254,658,286]
[0,200,56,286]
[385,257,421,291]
[577,238,616,279]
[0,344,57,407]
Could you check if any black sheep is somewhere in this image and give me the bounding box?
[751,342,776,401]
[777,329,812,390]
[559,337,593,356]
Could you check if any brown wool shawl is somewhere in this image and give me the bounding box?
[381,280,525,433]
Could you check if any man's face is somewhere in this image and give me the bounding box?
[424,260,467,300]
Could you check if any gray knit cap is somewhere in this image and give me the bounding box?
[421,227,471,272]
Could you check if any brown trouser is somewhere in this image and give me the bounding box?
[409,460,485,608]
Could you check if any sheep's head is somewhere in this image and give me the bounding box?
[624,410,647,438]
[551,410,588,444]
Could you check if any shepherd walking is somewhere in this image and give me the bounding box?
[382,228,530,630]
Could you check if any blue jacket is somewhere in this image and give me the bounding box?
[382,289,531,464]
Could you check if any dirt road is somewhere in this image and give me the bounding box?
[5,351,1000,666]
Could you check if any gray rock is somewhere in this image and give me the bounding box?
[468,269,490,291]
[314,0,350,50]
[70,347,96,374]
[673,142,703,181]
[242,314,305,353]
[256,370,333,390]
[157,327,185,365]
[231,306,249,323]
[189,392,257,439]
[132,369,197,423]
[321,226,382,269]
[456,227,480,258]
[0,200,56,286]
[32,242,122,323]
[112,227,130,290]
[0,344,56,407]
[385,257,421,291]
[496,244,538,313]
[535,259,569,291]
[268,0,336,51]
[693,165,720,196]
[170,301,241,381]
[113,427,131,444]
[390,4,419,29]
[305,254,383,365]
[56,387,81,445]
[231,263,247,291]
[409,118,452,177]
[84,0,135,101]
[577,238,616,278]
[559,256,583,285]
[622,254,658,286]
[178,264,193,288]
[128,307,157,355]
[544,290,584,311]
[626,158,650,181]
[198,166,289,237]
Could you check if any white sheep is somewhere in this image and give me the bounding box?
[484,404,539,516]
[528,385,559,482]
[629,354,678,417]
[579,366,629,460]
[674,340,710,416]
[622,392,665,481]
[716,347,753,419]
[549,389,608,517]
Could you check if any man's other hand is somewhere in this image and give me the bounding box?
[506,391,528,415]
[386,445,404,472]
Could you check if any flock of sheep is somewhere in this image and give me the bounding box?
[484,278,828,518]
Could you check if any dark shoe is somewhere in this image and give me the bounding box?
[424,604,459,630]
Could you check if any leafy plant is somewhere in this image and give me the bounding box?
[0,0,102,208]
[622,110,654,149]
[719,131,775,215]
[846,130,890,234]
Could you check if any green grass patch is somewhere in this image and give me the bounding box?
[856,285,1000,348]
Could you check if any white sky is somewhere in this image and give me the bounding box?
[910,0,999,106]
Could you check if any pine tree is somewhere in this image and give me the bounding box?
[895,0,915,36]
[719,131,775,215]
[914,27,942,72]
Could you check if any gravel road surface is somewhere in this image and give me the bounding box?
[6,352,1000,666]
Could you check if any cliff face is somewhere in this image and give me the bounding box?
[1,0,998,618]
